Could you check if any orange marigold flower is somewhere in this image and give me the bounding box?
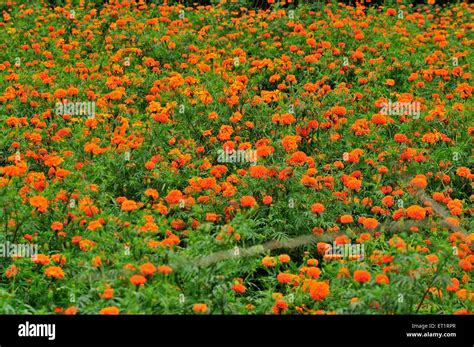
[100,306,120,315]
[139,262,157,276]
[317,242,330,255]
[165,189,184,204]
[44,266,65,279]
[304,266,321,279]
[458,259,472,272]
[101,288,114,299]
[32,254,50,265]
[353,269,371,283]
[240,196,257,207]
[193,303,208,313]
[389,236,406,250]
[394,133,408,143]
[232,283,247,294]
[381,196,394,207]
[88,220,103,231]
[51,222,63,231]
[456,289,468,301]
[272,299,288,314]
[249,165,267,178]
[309,281,330,301]
[447,278,460,292]
[405,205,427,220]
[205,213,219,221]
[158,265,173,275]
[53,88,67,99]
[371,114,390,125]
[288,151,308,166]
[92,256,102,267]
[145,188,159,199]
[386,8,396,15]
[5,265,18,278]
[64,306,78,315]
[426,254,439,263]
[338,267,350,278]
[375,274,389,284]
[277,273,295,284]
[340,214,353,223]
[312,227,324,235]
[282,135,300,152]
[130,274,147,286]
[29,195,48,213]
[456,167,471,178]
[345,177,362,190]
[121,199,139,211]
[262,256,277,267]
[311,203,325,214]
[362,218,378,229]
[410,175,427,189]
[262,195,273,205]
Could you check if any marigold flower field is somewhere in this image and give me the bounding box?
[0,0,473,315]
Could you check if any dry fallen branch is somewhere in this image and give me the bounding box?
[183,181,467,269]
